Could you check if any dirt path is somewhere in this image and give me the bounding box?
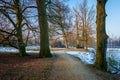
[48,51,98,80]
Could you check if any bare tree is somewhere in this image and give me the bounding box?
[73,0,95,49]
[48,0,72,48]
[74,14,81,48]
[0,0,37,56]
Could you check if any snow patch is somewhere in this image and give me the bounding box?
[107,49,120,75]
[0,47,18,53]
[66,51,95,64]
[66,48,120,75]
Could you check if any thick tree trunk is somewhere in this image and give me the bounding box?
[15,0,26,56]
[94,0,108,70]
[16,28,26,56]
[36,0,52,58]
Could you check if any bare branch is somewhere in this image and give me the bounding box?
[22,6,37,13]
[0,29,16,36]
[0,9,16,28]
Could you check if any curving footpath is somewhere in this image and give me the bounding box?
[48,51,98,80]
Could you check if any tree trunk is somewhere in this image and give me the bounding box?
[85,31,88,50]
[62,28,68,48]
[36,0,52,58]
[15,0,26,56]
[76,17,79,48]
[63,33,68,48]
[94,0,108,70]
[16,28,26,56]
[85,39,88,50]
[82,18,85,49]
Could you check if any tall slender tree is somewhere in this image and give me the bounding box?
[73,0,95,49]
[94,0,108,70]
[36,0,52,58]
[48,0,71,48]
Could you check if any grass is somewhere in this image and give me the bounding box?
[0,53,53,80]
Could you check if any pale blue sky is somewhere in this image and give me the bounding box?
[68,0,120,38]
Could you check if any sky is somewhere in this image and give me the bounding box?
[68,0,120,38]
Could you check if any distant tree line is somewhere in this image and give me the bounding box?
[108,37,120,48]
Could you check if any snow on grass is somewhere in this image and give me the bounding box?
[66,48,120,75]
[0,47,18,53]
[0,46,54,54]
[66,51,95,64]
[26,46,40,50]
[26,50,39,53]
[107,48,120,75]
[0,47,39,53]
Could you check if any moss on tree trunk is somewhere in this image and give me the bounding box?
[15,0,26,56]
[36,0,52,58]
[16,28,26,56]
[94,0,108,70]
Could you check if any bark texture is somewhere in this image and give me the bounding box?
[36,0,52,58]
[15,0,26,56]
[94,0,108,70]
